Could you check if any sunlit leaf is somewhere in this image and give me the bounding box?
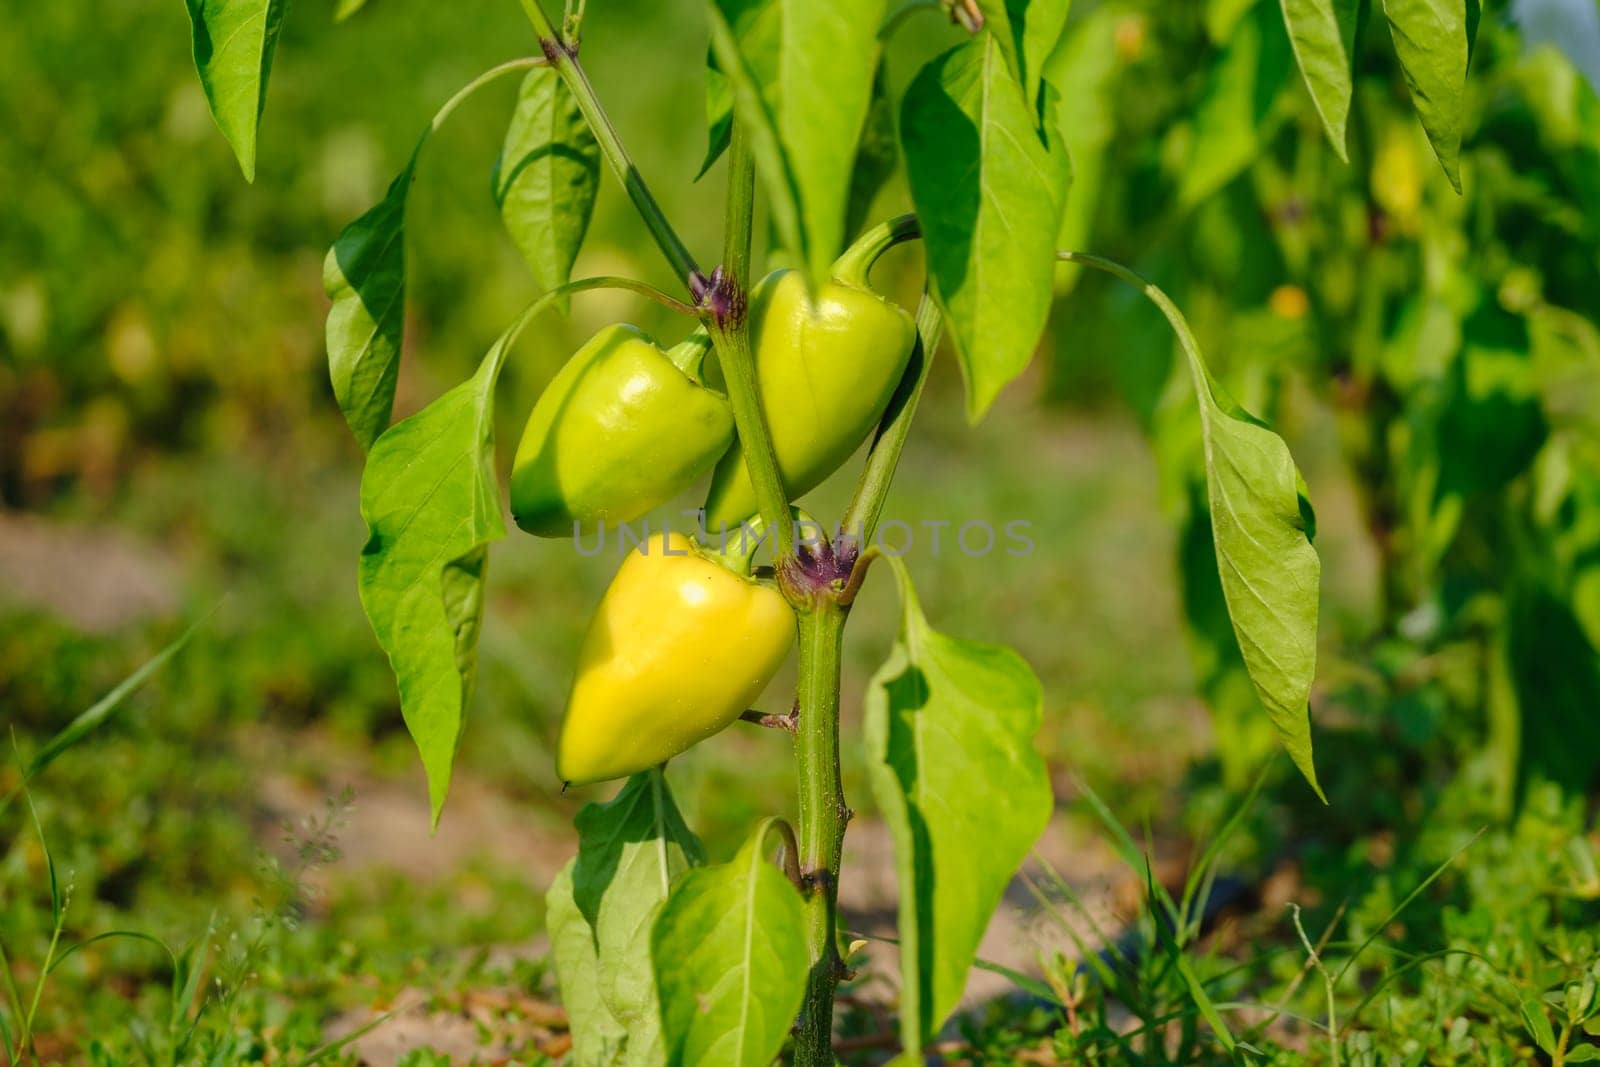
[571,772,703,1064]
[902,35,1071,420]
[1382,0,1472,192]
[1280,0,1360,160]
[704,0,886,286]
[547,863,630,1066]
[494,67,600,303]
[865,555,1053,1054]
[356,309,526,823]
[976,0,1073,115]
[652,819,808,1067]
[184,0,287,180]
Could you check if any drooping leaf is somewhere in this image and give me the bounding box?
[494,66,600,302]
[325,145,422,452]
[356,305,535,823]
[704,0,886,286]
[865,555,1053,1054]
[184,0,287,181]
[547,862,630,1067]
[571,772,703,1064]
[1382,0,1472,192]
[1280,0,1360,159]
[652,819,808,1067]
[1107,261,1323,797]
[901,35,1071,421]
[1180,0,1295,206]
[975,0,1074,115]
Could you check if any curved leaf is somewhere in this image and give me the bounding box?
[1382,0,1472,192]
[976,0,1073,115]
[901,35,1071,421]
[494,66,600,301]
[865,555,1053,1054]
[184,0,287,181]
[651,819,808,1067]
[1280,0,1360,160]
[356,308,526,823]
[325,145,421,452]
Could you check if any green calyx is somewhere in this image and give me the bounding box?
[702,221,919,532]
[510,323,734,537]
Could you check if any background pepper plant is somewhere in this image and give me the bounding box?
[0,0,1587,1062]
[172,0,1548,1062]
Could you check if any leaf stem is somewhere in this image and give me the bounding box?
[706,119,797,560]
[792,601,850,1066]
[513,0,701,288]
[429,56,550,135]
[841,291,943,547]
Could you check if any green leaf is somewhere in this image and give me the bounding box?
[572,772,703,1064]
[901,35,1071,421]
[704,0,887,286]
[1127,266,1324,797]
[494,67,600,303]
[1280,0,1360,160]
[697,56,735,179]
[357,305,533,824]
[325,145,421,452]
[183,0,288,181]
[865,555,1054,1053]
[547,863,630,1066]
[1180,1,1295,206]
[1382,0,1472,192]
[976,0,1074,115]
[652,819,809,1067]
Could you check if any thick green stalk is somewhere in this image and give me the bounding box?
[705,120,796,559]
[791,600,849,1067]
[513,0,700,287]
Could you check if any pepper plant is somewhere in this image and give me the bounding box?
[182,0,1488,1059]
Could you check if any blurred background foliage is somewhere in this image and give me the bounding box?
[4,0,1600,1061]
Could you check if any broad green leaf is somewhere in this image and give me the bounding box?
[325,145,421,452]
[901,35,1071,421]
[1044,8,1123,292]
[865,555,1053,1054]
[494,67,600,302]
[184,0,287,181]
[572,772,703,1065]
[1106,260,1323,797]
[652,819,808,1067]
[357,305,534,823]
[1280,0,1360,159]
[1382,0,1472,192]
[1180,1,1295,206]
[976,0,1074,114]
[547,863,630,1067]
[704,0,886,286]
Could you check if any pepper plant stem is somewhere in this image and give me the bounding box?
[705,119,796,560]
[792,599,849,1067]
[513,0,700,287]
